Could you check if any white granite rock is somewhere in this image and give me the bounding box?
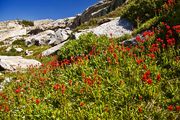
[0,56,41,71]
[74,17,133,39]
[25,50,33,56]
[15,48,23,52]
[42,41,67,56]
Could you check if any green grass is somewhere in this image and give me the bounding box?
[132,16,162,35]
[0,44,50,58]
[12,39,26,46]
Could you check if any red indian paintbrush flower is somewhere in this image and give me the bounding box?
[176,106,180,111]
[61,84,66,95]
[80,102,85,107]
[136,59,143,65]
[156,73,161,81]
[167,105,173,111]
[147,79,153,85]
[143,64,147,70]
[4,105,9,112]
[53,84,60,90]
[36,99,40,105]
[138,107,143,113]
[15,88,21,93]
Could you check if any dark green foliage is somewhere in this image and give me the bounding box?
[18,20,34,27]
[57,33,111,60]
[121,0,164,26]
[12,39,26,46]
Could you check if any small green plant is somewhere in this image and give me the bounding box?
[12,39,26,46]
[0,41,4,45]
[18,20,34,27]
[117,33,132,42]
[132,16,161,35]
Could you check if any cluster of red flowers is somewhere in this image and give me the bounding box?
[83,77,94,86]
[167,105,180,111]
[0,92,10,112]
[53,83,66,95]
[136,58,144,65]
[173,25,180,33]
[142,70,153,85]
[142,70,161,84]
[36,99,40,105]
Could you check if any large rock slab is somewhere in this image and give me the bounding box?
[74,17,133,39]
[0,20,27,41]
[25,28,72,46]
[0,56,41,71]
[25,30,56,46]
[33,17,75,31]
[55,28,71,41]
[42,41,67,56]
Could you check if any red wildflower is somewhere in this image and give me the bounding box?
[138,107,143,113]
[0,105,2,111]
[156,73,161,81]
[42,69,47,74]
[142,70,151,81]
[80,102,85,107]
[167,38,175,46]
[84,77,94,86]
[40,77,45,81]
[167,105,173,111]
[176,106,180,111]
[157,38,163,43]
[173,25,180,29]
[148,53,156,59]
[166,25,170,30]
[53,84,60,90]
[49,60,59,67]
[143,64,147,70]
[4,105,9,112]
[167,30,172,35]
[15,88,21,93]
[147,79,153,85]
[150,45,159,52]
[41,64,44,67]
[136,59,143,65]
[89,50,94,56]
[142,74,148,81]
[173,26,180,33]
[143,31,149,37]
[61,84,66,95]
[113,53,117,59]
[136,35,141,42]
[36,99,40,105]
[146,70,151,76]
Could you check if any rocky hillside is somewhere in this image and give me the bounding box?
[0,0,133,68]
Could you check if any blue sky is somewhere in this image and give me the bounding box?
[0,0,98,21]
